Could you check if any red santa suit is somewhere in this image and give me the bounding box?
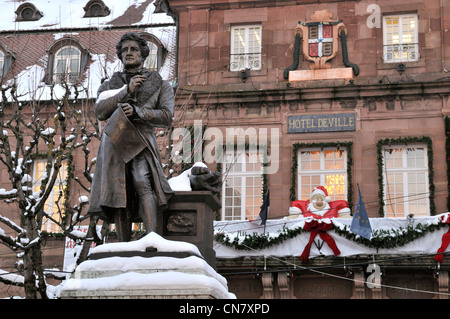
[290,186,349,262]
[289,186,351,219]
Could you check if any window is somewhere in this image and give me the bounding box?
[53,46,82,84]
[230,25,262,71]
[222,151,263,220]
[138,33,167,73]
[382,145,429,217]
[297,148,347,201]
[46,39,90,85]
[383,14,419,63]
[83,0,110,18]
[144,42,160,71]
[32,160,69,233]
[15,3,43,21]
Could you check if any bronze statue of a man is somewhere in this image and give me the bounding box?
[88,32,174,241]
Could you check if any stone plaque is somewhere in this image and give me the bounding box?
[294,276,354,299]
[163,210,197,236]
[384,274,436,299]
[227,276,263,299]
[288,113,355,133]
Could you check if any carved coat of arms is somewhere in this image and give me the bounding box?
[284,10,359,80]
[297,10,345,70]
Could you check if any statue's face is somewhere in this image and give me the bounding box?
[121,40,143,69]
[311,194,326,210]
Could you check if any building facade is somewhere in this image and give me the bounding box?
[1,0,450,299]
[165,0,450,298]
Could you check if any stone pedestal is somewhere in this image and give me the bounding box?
[60,232,234,299]
[158,191,220,269]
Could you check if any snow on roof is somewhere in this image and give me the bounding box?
[0,0,174,33]
[0,1,177,102]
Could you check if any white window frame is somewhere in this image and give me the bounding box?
[53,46,81,84]
[383,14,419,63]
[297,147,348,202]
[32,159,68,233]
[382,144,430,217]
[230,25,262,72]
[221,151,263,221]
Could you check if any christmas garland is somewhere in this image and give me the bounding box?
[445,117,450,211]
[214,217,448,251]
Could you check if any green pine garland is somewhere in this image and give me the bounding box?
[214,218,448,251]
[445,117,450,211]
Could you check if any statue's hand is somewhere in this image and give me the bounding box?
[119,103,134,118]
[128,75,147,95]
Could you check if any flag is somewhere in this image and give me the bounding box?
[251,190,270,226]
[350,186,372,240]
[258,190,270,226]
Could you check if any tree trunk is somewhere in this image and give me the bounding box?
[23,248,37,299]
[33,244,48,299]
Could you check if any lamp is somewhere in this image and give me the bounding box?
[240,68,250,82]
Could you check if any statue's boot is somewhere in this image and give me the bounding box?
[130,151,157,234]
[138,191,157,234]
[113,207,132,242]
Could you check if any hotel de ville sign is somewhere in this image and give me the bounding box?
[287,113,356,134]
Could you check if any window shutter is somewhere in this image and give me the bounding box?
[80,50,90,74]
[2,54,13,77]
[45,52,54,85]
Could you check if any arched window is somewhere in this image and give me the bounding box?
[15,2,43,21]
[139,33,167,73]
[53,46,81,84]
[46,38,90,85]
[83,0,110,18]
[144,42,159,71]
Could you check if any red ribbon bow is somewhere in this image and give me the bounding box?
[300,220,341,262]
[434,214,450,263]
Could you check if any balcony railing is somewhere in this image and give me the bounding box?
[383,43,419,63]
[230,53,261,72]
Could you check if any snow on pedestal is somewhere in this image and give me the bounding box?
[60,232,235,299]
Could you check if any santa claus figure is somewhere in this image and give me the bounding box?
[289,186,351,219]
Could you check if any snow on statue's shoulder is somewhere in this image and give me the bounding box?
[90,232,201,257]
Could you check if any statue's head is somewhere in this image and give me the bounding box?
[116,32,150,69]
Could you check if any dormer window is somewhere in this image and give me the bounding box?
[139,33,167,72]
[54,46,82,84]
[83,0,111,18]
[45,38,90,85]
[144,42,159,71]
[15,3,43,22]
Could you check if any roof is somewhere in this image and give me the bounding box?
[0,0,177,102]
[0,0,175,33]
